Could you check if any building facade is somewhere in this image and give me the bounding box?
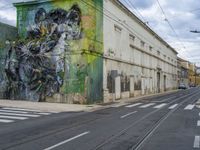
[103,0,178,102]
[0,0,178,104]
[188,63,198,86]
[177,57,189,87]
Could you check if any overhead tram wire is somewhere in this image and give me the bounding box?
[156,0,187,51]
[123,0,147,23]
[156,0,195,59]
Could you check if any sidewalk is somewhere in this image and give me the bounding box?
[0,99,102,113]
[0,90,180,113]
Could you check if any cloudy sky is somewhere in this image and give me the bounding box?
[1,0,200,65]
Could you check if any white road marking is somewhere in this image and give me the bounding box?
[194,136,200,148]
[153,103,167,109]
[139,103,155,108]
[0,109,29,114]
[43,131,90,150]
[197,121,200,127]
[184,104,195,110]
[111,103,128,108]
[2,107,41,112]
[199,113,200,117]
[36,112,51,115]
[120,111,137,119]
[0,115,28,120]
[0,119,14,123]
[2,107,58,114]
[125,103,143,108]
[168,104,178,110]
[0,112,40,117]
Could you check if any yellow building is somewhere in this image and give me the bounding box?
[189,63,200,86]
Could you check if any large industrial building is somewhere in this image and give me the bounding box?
[0,0,178,104]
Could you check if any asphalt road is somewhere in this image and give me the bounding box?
[0,88,200,150]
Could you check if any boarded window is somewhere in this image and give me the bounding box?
[114,24,122,33]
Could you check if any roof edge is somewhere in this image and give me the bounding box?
[13,0,54,7]
[0,22,17,29]
[114,0,178,55]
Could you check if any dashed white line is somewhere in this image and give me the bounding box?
[153,103,167,109]
[194,136,200,148]
[0,115,28,120]
[168,104,178,110]
[197,121,200,127]
[125,103,143,108]
[139,103,155,108]
[120,111,137,119]
[0,119,14,123]
[43,131,90,150]
[184,104,195,110]
[0,112,40,117]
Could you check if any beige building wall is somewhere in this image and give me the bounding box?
[103,0,178,102]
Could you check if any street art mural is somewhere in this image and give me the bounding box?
[2,1,103,103]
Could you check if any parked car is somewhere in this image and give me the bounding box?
[178,83,187,89]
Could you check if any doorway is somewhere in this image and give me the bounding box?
[157,72,161,93]
[164,75,166,91]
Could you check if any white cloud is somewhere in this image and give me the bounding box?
[126,0,200,65]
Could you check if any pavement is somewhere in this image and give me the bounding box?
[0,88,199,150]
[0,99,102,113]
[0,89,179,113]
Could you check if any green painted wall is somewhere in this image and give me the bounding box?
[13,0,103,103]
[0,22,18,98]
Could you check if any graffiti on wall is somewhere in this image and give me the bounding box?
[4,4,83,101]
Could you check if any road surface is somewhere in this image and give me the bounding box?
[0,88,200,150]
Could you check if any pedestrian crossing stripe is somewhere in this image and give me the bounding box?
[0,112,40,117]
[0,115,28,120]
[139,103,155,108]
[0,119,14,123]
[184,104,195,110]
[2,107,58,113]
[0,107,54,124]
[125,103,196,110]
[168,104,178,109]
[153,103,167,109]
[125,103,142,108]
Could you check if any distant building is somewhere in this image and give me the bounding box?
[103,0,178,102]
[0,0,178,104]
[177,57,189,87]
[196,67,200,74]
